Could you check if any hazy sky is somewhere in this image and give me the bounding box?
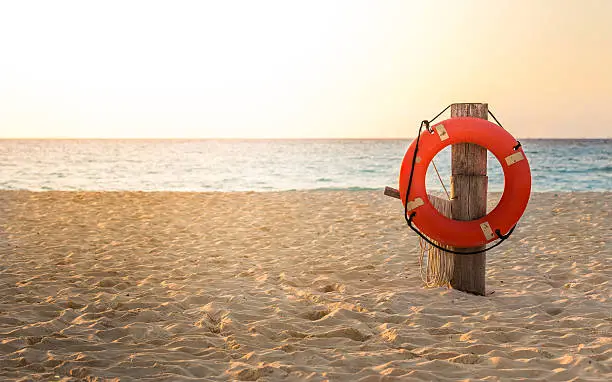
[1,0,611,138]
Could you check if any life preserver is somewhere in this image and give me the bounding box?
[399,117,531,248]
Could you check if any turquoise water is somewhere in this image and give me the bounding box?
[0,139,609,192]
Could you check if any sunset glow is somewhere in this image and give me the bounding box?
[1,0,611,138]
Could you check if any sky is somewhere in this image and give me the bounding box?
[1,0,611,139]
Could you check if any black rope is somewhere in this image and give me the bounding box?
[403,120,428,229]
[487,109,503,128]
[403,105,516,255]
[407,211,516,255]
[487,108,521,151]
[428,105,452,126]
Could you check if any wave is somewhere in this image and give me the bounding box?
[2,139,610,192]
[554,165,612,174]
[308,186,381,192]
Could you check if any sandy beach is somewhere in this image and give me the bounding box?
[0,190,609,381]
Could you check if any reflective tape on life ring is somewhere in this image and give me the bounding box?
[398,117,531,248]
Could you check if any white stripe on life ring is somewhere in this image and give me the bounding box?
[505,152,525,166]
[434,124,449,141]
[406,197,424,211]
[480,221,495,241]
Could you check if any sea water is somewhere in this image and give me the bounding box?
[0,139,610,192]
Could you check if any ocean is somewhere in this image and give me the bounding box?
[0,139,610,192]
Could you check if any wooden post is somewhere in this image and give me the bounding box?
[384,186,401,199]
[450,103,488,295]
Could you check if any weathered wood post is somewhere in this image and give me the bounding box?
[384,102,490,295]
[450,103,488,295]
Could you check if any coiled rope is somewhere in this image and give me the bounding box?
[418,194,453,287]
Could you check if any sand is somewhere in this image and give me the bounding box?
[0,190,610,381]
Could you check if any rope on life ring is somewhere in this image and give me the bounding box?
[399,115,531,252]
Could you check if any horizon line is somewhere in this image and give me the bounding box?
[0,137,610,141]
[0,137,612,142]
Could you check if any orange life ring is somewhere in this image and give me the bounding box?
[399,117,531,248]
